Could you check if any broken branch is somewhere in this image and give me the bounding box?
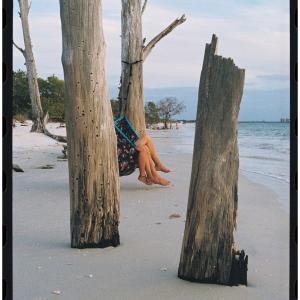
[143,14,186,60]
[28,1,32,14]
[13,40,26,57]
[141,0,148,15]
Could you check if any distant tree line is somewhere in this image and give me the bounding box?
[13,70,185,128]
[13,70,65,121]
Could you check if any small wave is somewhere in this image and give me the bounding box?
[240,168,290,183]
[258,144,275,150]
[240,155,284,162]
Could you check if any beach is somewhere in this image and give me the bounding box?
[13,122,289,300]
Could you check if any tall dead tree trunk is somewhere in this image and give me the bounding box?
[59,0,120,248]
[120,0,145,136]
[119,0,186,137]
[14,0,45,133]
[178,34,246,285]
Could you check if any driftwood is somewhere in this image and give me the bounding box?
[44,128,67,143]
[36,164,54,170]
[178,34,246,285]
[59,0,120,248]
[41,112,67,143]
[14,0,45,133]
[13,164,24,172]
[119,0,186,137]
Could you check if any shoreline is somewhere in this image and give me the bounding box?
[148,134,289,211]
[13,123,289,299]
[13,121,289,214]
[240,169,289,213]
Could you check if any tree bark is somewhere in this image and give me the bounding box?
[120,0,145,136]
[178,34,245,284]
[17,0,45,133]
[119,0,186,137]
[59,0,120,248]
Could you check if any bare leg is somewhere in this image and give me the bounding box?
[138,148,153,185]
[137,147,171,186]
[144,148,171,186]
[135,134,171,173]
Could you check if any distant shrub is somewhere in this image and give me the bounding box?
[13,70,32,118]
[39,75,65,121]
[42,98,65,122]
[145,101,160,126]
[13,71,65,121]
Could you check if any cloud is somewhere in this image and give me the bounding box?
[13,0,289,90]
[141,2,289,89]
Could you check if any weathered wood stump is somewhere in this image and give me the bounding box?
[59,0,120,248]
[178,34,246,285]
[13,164,24,172]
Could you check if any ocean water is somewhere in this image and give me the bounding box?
[150,122,290,212]
[238,122,289,183]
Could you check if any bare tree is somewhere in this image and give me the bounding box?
[14,1,67,143]
[119,0,186,136]
[59,0,120,248]
[157,97,186,129]
[13,0,45,132]
[178,35,247,285]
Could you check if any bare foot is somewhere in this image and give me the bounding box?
[138,175,152,185]
[152,176,171,186]
[155,164,171,173]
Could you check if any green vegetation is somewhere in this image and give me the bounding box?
[145,101,160,125]
[39,74,65,121]
[13,70,31,118]
[13,70,65,121]
[13,70,185,126]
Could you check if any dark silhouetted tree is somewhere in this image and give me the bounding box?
[157,97,186,129]
[145,101,160,126]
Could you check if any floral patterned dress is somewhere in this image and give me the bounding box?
[114,117,139,176]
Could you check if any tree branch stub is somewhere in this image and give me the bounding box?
[143,14,187,60]
[13,40,26,57]
[141,0,148,14]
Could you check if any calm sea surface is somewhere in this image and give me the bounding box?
[150,122,290,211]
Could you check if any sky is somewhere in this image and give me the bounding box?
[13,0,290,90]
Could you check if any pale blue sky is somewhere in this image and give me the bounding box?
[13,0,290,90]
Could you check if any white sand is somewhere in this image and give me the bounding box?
[13,122,289,300]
